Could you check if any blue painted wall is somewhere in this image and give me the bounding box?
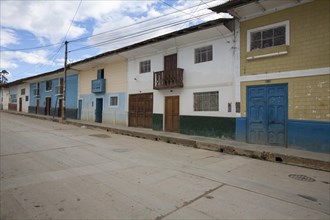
[66,74,78,109]
[28,74,78,117]
[288,120,330,153]
[235,117,247,142]
[235,117,330,153]
[79,92,128,126]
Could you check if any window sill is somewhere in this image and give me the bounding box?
[246,45,288,60]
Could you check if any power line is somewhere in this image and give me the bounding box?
[0,43,61,52]
[63,0,82,42]
[69,11,215,53]
[69,0,219,43]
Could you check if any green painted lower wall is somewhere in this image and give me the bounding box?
[180,115,236,139]
[152,114,163,131]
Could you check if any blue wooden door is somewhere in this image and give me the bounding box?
[95,98,103,123]
[247,84,287,146]
[78,100,82,120]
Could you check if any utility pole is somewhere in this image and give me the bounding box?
[61,41,68,121]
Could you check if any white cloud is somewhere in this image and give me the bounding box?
[0,28,19,46]
[0,50,51,69]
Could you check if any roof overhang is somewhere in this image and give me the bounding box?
[210,0,313,21]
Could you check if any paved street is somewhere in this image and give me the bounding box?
[0,112,329,219]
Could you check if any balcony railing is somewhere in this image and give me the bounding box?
[33,88,40,97]
[55,85,63,96]
[91,79,106,93]
[153,68,183,90]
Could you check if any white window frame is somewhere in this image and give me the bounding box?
[139,60,151,74]
[195,45,213,64]
[247,21,290,52]
[109,95,119,108]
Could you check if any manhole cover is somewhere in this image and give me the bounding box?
[89,134,111,138]
[288,174,315,182]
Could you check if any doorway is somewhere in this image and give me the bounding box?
[45,97,51,116]
[19,97,22,112]
[95,98,103,123]
[247,84,288,146]
[165,96,180,132]
[36,99,39,114]
[129,93,153,128]
[78,99,82,120]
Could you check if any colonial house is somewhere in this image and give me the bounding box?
[210,0,330,152]
[121,18,239,138]
[27,69,79,119]
[71,54,128,125]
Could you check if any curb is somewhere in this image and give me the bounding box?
[3,110,330,172]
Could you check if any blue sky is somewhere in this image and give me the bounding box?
[0,0,227,82]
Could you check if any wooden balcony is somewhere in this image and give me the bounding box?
[153,68,183,90]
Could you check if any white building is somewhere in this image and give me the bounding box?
[120,18,240,138]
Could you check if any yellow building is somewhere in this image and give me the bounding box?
[72,54,128,125]
[211,0,329,153]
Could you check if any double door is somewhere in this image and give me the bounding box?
[247,84,288,146]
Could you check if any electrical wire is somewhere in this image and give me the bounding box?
[69,11,215,53]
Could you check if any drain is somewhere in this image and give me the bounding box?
[288,174,315,182]
[89,134,111,138]
[298,194,317,202]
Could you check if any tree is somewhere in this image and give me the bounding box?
[0,70,9,84]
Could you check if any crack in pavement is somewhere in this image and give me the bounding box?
[154,184,224,220]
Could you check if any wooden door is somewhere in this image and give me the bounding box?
[164,54,177,70]
[58,99,63,117]
[247,84,287,146]
[19,97,22,112]
[95,98,103,123]
[165,96,180,132]
[36,99,39,114]
[129,93,153,128]
[45,97,51,115]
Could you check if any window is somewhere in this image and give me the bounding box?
[195,45,213,63]
[9,94,17,103]
[46,80,52,91]
[140,60,151,73]
[21,88,25,95]
[194,91,219,111]
[109,96,118,107]
[25,96,29,102]
[97,69,104,79]
[247,21,289,51]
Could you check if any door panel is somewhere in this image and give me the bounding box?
[45,97,51,116]
[19,97,22,112]
[95,98,103,123]
[36,99,39,114]
[78,100,82,120]
[165,96,180,132]
[129,93,153,128]
[164,54,177,70]
[247,84,287,146]
[58,99,63,117]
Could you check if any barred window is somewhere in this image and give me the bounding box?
[140,60,151,73]
[194,91,219,111]
[21,88,25,95]
[195,45,213,63]
[250,25,286,50]
[10,94,17,103]
[109,96,118,107]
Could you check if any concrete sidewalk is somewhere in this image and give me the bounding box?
[2,110,329,171]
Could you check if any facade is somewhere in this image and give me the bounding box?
[122,18,239,138]
[17,83,30,112]
[28,70,79,119]
[0,87,9,110]
[211,0,330,152]
[73,56,128,125]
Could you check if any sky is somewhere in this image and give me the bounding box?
[0,0,228,82]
